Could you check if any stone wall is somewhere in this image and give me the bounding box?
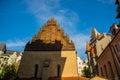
[18,51,78,79]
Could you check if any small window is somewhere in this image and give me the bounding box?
[100,67,103,77]
[34,64,38,78]
[108,61,114,79]
[104,65,108,78]
[57,64,61,77]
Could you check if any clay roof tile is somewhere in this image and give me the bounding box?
[86,42,91,51]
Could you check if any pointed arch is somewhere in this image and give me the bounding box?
[104,65,108,78]
[57,64,61,77]
[34,64,38,78]
[108,61,114,79]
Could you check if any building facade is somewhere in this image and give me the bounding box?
[0,43,9,74]
[0,43,19,74]
[86,28,111,77]
[95,1,120,79]
[88,1,120,79]
[86,24,120,80]
[97,24,120,80]
[0,55,9,74]
[77,56,88,76]
[18,17,78,80]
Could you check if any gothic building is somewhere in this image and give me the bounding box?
[77,56,88,76]
[18,17,78,80]
[97,24,120,80]
[86,28,111,77]
[86,25,120,80]
[85,1,120,79]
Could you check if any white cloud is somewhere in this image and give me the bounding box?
[22,0,88,59]
[58,9,66,13]
[71,34,90,59]
[4,39,28,51]
[23,0,80,30]
[97,0,115,4]
[23,0,60,20]
[6,40,26,47]
[72,34,90,50]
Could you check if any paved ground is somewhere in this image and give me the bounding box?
[90,76,107,80]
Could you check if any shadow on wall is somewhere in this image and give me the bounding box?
[17,40,66,80]
[24,40,63,51]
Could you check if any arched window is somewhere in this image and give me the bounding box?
[57,64,61,77]
[108,61,114,79]
[104,65,108,78]
[100,67,103,77]
[34,64,38,78]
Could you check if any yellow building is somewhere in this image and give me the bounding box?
[18,17,78,80]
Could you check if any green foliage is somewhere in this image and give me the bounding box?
[0,65,17,79]
[81,67,91,78]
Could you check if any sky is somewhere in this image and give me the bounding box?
[0,0,118,60]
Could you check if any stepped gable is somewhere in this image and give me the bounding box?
[25,17,75,51]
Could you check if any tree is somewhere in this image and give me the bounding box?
[81,67,91,78]
[0,64,17,80]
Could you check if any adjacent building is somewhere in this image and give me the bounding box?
[77,56,88,76]
[0,43,9,74]
[85,1,120,79]
[0,43,22,74]
[86,28,111,77]
[97,24,120,80]
[86,24,120,80]
[18,17,78,80]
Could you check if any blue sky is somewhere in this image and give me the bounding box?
[0,0,118,60]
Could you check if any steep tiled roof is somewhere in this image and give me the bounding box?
[25,17,75,51]
[86,42,91,51]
